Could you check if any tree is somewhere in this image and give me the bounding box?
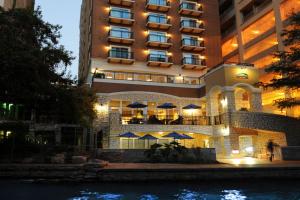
[263,12,300,110]
[0,7,97,125]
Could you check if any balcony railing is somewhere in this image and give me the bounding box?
[181,38,205,51]
[146,15,171,30]
[108,30,134,44]
[93,71,201,85]
[108,0,135,7]
[109,10,134,25]
[182,57,206,70]
[179,2,203,17]
[107,50,134,64]
[180,20,204,33]
[121,115,211,126]
[147,34,172,48]
[146,0,171,12]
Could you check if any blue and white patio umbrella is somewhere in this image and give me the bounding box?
[157,103,177,124]
[127,102,147,118]
[182,104,201,125]
[139,134,158,149]
[163,131,186,142]
[181,134,194,146]
[119,132,139,149]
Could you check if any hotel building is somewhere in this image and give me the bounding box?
[79,0,300,158]
[0,0,34,9]
[219,0,300,117]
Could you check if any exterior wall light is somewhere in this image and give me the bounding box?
[221,97,228,107]
[232,150,239,154]
[222,126,230,136]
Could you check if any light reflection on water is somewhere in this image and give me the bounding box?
[1,180,300,200]
[68,188,269,200]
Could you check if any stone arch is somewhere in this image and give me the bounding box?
[206,86,224,116]
[232,83,262,112]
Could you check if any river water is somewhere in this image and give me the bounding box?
[0,180,300,200]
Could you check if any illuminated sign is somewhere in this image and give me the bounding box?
[236,72,249,79]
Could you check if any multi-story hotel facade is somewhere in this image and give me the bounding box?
[79,0,300,159]
[219,0,300,117]
[0,0,34,9]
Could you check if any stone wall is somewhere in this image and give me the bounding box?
[96,148,217,163]
[282,146,300,160]
[229,111,300,146]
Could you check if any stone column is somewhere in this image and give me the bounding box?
[250,90,263,112]
[222,87,236,113]
[272,0,284,51]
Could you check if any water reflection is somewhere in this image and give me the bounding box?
[71,191,123,200]
[2,180,300,200]
[222,190,247,200]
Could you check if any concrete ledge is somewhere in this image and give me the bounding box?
[1,163,300,182]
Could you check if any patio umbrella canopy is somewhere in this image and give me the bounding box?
[181,134,194,139]
[139,134,158,148]
[127,102,147,108]
[163,131,185,141]
[182,104,201,125]
[181,134,194,146]
[157,103,177,124]
[182,104,201,110]
[119,132,139,149]
[127,102,147,120]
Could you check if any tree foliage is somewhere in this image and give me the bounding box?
[263,12,300,109]
[0,7,97,125]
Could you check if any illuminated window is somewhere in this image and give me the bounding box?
[242,11,275,45]
[222,36,238,57]
[280,0,300,21]
[244,33,278,60]
[225,53,240,63]
[252,55,276,69]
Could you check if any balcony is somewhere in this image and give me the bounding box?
[108,0,134,7]
[147,54,173,67]
[179,2,203,17]
[108,50,134,64]
[146,15,171,30]
[108,30,134,44]
[180,20,204,34]
[181,38,205,51]
[94,71,202,85]
[109,10,134,25]
[145,0,171,12]
[182,57,206,70]
[146,34,172,48]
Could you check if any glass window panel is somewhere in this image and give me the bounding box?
[242,11,275,45]
[222,36,238,57]
[244,33,277,60]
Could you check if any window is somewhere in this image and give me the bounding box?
[182,35,199,46]
[110,7,131,19]
[110,46,131,59]
[181,17,199,28]
[241,11,275,45]
[180,1,197,10]
[183,53,201,65]
[244,33,277,60]
[280,0,300,21]
[148,0,168,6]
[110,26,131,39]
[149,50,168,62]
[148,13,168,24]
[222,36,238,57]
[148,31,168,42]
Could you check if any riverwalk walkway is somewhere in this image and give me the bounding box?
[1,159,300,182]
